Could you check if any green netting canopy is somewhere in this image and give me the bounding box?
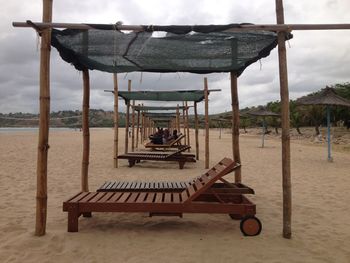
[118,90,206,102]
[144,113,176,118]
[51,24,291,75]
[133,105,188,111]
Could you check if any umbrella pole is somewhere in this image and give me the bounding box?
[327,106,333,162]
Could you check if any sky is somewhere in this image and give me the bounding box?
[1,0,350,115]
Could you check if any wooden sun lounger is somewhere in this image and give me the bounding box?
[145,134,186,149]
[117,145,195,169]
[63,158,262,236]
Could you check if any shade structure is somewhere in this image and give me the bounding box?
[247,108,280,148]
[49,25,291,75]
[296,87,350,107]
[144,113,177,118]
[296,87,350,161]
[14,0,306,238]
[116,90,214,103]
[133,105,189,111]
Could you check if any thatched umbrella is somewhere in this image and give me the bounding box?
[296,86,350,161]
[247,108,280,148]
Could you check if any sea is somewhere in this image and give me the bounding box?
[0,127,75,133]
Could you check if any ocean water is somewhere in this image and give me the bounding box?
[0,127,74,133]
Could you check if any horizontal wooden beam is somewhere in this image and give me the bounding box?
[13,21,350,32]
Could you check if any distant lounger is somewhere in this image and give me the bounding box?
[145,134,186,150]
[63,158,262,236]
[117,145,195,169]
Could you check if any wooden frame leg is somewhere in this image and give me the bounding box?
[179,161,185,169]
[67,205,79,232]
[128,159,136,167]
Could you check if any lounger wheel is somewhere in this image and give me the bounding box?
[240,216,262,236]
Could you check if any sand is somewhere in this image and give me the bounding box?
[0,128,349,263]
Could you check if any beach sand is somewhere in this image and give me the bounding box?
[0,128,349,263]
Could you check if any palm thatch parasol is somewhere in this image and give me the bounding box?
[296,86,350,161]
[247,108,280,148]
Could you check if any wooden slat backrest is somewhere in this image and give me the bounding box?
[181,158,240,203]
[168,134,185,146]
[165,145,191,159]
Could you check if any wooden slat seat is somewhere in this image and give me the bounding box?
[63,158,259,234]
[117,145,195,169]
[145,134,186,150]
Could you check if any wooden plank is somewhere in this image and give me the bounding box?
[99,182,109,190]
[187,184,196,197]
[107,181,116,190]
[79,192,99,203]
[213,163,226,173]
[134,182,142,189]
[89,192,107,202]
[155,193,164,203]
[220,158,234,168]
[173,193,180,203]
[129,182,137,189]
[164,193,172,203]
[107,192,123,202]
[68,192,90,203]
[136,192,147,202]
[117,192,132,203]
[181,190,189,202]
[194,179,204,191]
[127,192,140,203]
[97,192,115,202]
[116,182,125,189]
[145,193,155,203]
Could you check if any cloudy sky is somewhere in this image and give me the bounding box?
[1,0,350,115]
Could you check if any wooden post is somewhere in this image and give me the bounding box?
[136,105,140,149]
[182,103,186,137]
[230,72,242,183]
[141,110,145,141]
[125,80,131,153]
[185,102,190,150]
[276,0,292,239]
[81,69,90,192]
[194,102,199,160]
[176,105,180,131]
[131,100,135,151]
[35,0,53,236]
[113,73,119,168]
[204,78,209,169]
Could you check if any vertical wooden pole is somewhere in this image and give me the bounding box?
[35,0,53,236]
[194,102,199,160]
[131,100,135,151]
[81,69,90,192]
[141,110,145,141]
[230,72,242,183]
[276,0,292,239]
[113,73,119,168]
[182,103,186,137]
[136,105,140,149]
[148,118,151,137]
[185,102,190,149]
[204,78,209,169]
[176,105,180,132]
[125,80,131,153]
